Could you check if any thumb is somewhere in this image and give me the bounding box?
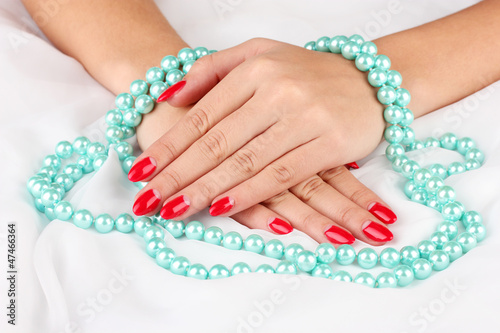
[163,38,277,107]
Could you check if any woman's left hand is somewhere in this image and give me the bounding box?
[130,38,386,220]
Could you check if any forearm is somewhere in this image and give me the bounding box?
[376,0,500,119]
[22,0,188,94]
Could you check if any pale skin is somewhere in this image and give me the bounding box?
[23,0,500,246]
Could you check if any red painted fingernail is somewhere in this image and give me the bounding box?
[209,196,234,216]
[268,218,293,235]
[133,189,161,216]
[128,157,157,182]
[160,195,190,219]
[368,202,397,224]
[362,221,394,242]
[324,225,355,244]
[157,80,186,102]
[345,162,359,170]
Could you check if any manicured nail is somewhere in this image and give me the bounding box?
[128,157,157,182]
[268,218,293,235]
[368,202,397,224]
[345,162,359,170]
[133,189,161,216]
[157,80,186,102]
[362,221,393,242]
[160,195,190,219]
[324,225,355,244]
[209,196,234,216]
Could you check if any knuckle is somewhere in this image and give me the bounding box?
[198,181,218,201]
[269,164,294,185]
[319,166,346,183]
[156,137,178,161]
[295,177,324,203]
[159,169,182,190]
[301,212,319,228]
[348,187,373,204]
[231,148,258,175]
[198,129,228,163]
[185,108,211,136]
[262,190,290,206]
[337,206,358,224]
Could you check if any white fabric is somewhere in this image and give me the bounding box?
[1,0,499,332]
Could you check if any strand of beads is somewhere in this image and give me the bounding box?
[28,36,486,287]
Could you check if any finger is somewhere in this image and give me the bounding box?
[290,175,393,245]
[319,166,398,224]
[207,139,331,217]
[168,38,278,107]
[230,203,294,235]
[158,115,314,220]
[262,190,355,245]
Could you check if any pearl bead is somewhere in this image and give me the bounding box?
[43,154,61,171]
[404,180,417,199]
[412,258,432,280]
[374,54,391,70]
[413,168,432,187]
[275,260,297,275]
[115,213,134,233]
[424,137,440,148]
[177,48,196,65]
[283,243,304,262]
[367,68,388,87]
[222,231,243,250]
[357,248,378,269]
[401,160,420,179]
[448,162,466,176]
[392,155,409,173]
[209,264,230,279]
[73,209,93,229]
[165,69,184,86]
[430,231,449,250]
[395,88,411,107]
[145,66,165,84]
[465,148,484,164]
[170,256,190,276]
[130,79,149,97]
[231,262,252,276]
[383,105,404,124]
[187,263,209,280]
[182,60,195,74]
[456,232,477,253]
[340,41,360,60]
[461,210,482,228]
[380,247,400,268]
[115,93,134,110]
[436,221,458,240]
[400,246,419,266]
[348,34,364,45]
[54,201,74,221]
[385,143,405,161]
[401,127,415,145]
[86,142,106,159]
[436,185,455,204]
[466,222,486,242]
[122,108,142,127]
[336,244,356,265]
[425,176,444,195]
[384,125,404,144]
[161,55,180,72]
[386,70,402,88]
[399,107,414,126]
[41,188,62,208]
[394,265,414,286]
[244,234,265,253]
[456,137,476,155]
[121,125,136,139]
[315,36,331,52]
[113,142,133,161]
[328,35,347,53]
[164,220,185,238]
[94,213,114,233]
[411,188,428,204]
[360,41,377,55]
[377,86,397,105]
[185,220,205,240]
[295,250,317,272]
[92,155,107,171]
[441,201,464,221]
[428,250,450,271]
[105,125,124,143]
[331,270,352,282]
[149,81,168,99]
[311,264,333,279]
[354,272,376,288]
[194,46,209,59]
[417,240,436,259]
[376,272,397,288]
[304,41,317,51]
[146,237,166,258]
[264,239,285,259]
[465,158,481,170]
[439,132,457,150]
[204,226,224,245]
[76,155,93,173]
[133,216,153,236]
[429,163,448,179]
[30,179,50,198]
[442,241,463,262]
[156,248,176,269]
[255,264,275,274]
[143,225,164,242]
[315,243,336,264]
[45,207,56,221]
[72,136,90,155]
[355,53,375,71]
[135,94,154,114]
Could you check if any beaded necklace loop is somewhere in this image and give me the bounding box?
[28,35,486,288]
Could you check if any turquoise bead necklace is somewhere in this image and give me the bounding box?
[28,35,486,288]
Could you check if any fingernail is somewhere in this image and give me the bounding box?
[345,162,359,170]
[362,221,393,242]
[157,80,186,102]
[209,196,234,216]
[368,202,397,224]
[128,157,157,182]
[324,225,355,244]
[160,195,190,219]
[133,189,161,216]
[268,218,293,235]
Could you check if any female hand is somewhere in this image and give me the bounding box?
[136,102,395,245]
